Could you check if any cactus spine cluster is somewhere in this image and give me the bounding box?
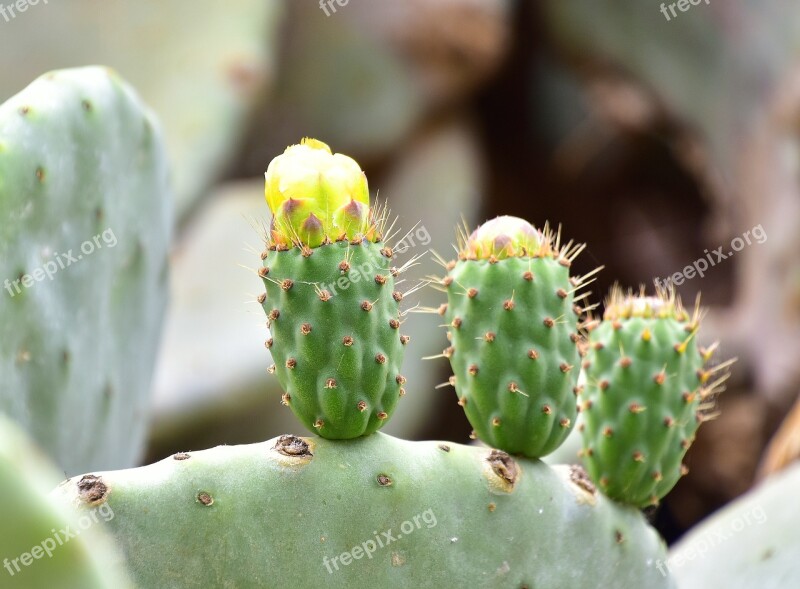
[579,287,730,507]
[260,139,409,439]
[437,216,596,458]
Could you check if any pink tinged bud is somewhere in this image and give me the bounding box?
[492,235,513,259]
[334,198,368,240]
[264,138,373,248]
[281,197,303,217]
[273,197,316,245]
[464,216,542,260]
[300,213,325,248]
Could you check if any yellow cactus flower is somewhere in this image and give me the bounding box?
[264,138,370,247]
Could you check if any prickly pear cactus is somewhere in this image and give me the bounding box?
[579,288,730,507]
[0,67,171,474]
[0,414,132,589]
[438,216,592,458]
[260,139,408,439]
[52,432,675,589]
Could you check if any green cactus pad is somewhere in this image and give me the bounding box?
[0,415,132,589]
[261,240,406,438]
[0,67,171,474]
[52,432,675,589]
[441,217,587,458]
[580,290,725,507]
[669,462,800,589]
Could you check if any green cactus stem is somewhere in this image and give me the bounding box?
[0,66,171,474]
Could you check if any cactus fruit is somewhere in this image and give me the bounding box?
[438,216,594,458]
[0,414,132,589]
[579,287,731,507]
[0,67,171,475]
[52,432,675,589]
[260,139,409,439]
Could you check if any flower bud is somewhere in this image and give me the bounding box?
[265,138,370,247]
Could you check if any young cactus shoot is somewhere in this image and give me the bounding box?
[259,139,407,439]
[579,286,733,507]
[437,216,600,459]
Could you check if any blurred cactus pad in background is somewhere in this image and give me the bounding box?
[0,67,171,476]
[2,1,800,587]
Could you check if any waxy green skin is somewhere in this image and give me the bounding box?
[670,462,800,589]
[262,240,405,438]
[445,257,581,458]
[581,316,704,507]
[0,415,132,589]
[0,67,171,475]
[52,432,675,589]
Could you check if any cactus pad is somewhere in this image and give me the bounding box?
[0,67,171,474]
[580,288,730,507]
[441,216,591,458]
[260,139,407,438]
[0,415,132,588]
[261,241,407,438]
[670,462,800,589]
[52,432,675,588]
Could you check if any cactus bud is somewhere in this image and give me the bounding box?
[462,216,545,260]
[264,138,371,248]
